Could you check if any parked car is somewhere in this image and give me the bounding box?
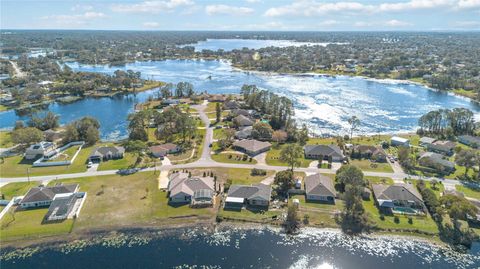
[87,161,93,168]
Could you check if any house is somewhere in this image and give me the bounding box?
[225,184,272,208]
[419,136,436,147]
[224,100,240,110]
[43,129,64,142]
[44,192,86,221]
[458,135,480,148]
[167,172,215,206]
[372,183,425,213]
[162,99,180,105]
[233,115,254,127]
[24,141,56,160]
[352,145,387,162]
[208,94,227,102]
[235,126,253,139]
[391,136,410,147]
[149,143,181,158]
[304,173,336,203]
[88,146,125,162]
[304,144,345,161]
[418,152,455,172]
[19,184,79,209]
[428,140,456,155]
[231,109,251,117]
[233,139,271,156]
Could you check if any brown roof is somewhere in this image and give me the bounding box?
[305,173,336,197]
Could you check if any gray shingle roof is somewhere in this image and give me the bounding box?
[304,144,344,158]
[234,115,254,126]
[90,146,125,158]
[20,184,79,204]
[305,173,336,197]
[233,139,271,152]
[168,173,215,197]
[227,184,272,201]
[372,183,423,203]
[419,152,455,169]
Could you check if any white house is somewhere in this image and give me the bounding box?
[391,136,410,147]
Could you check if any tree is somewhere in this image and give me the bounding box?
[272,130,287,144]
[285,204,300,234]
[348,116,360,139]
[85,126,100,146]
[252,122,273,141]
[274,170,295,193]
[398,147,414,171]
[125,140,147,166]
[296,124,309,145]
[440,194,478,221]
[279,143,303,172]
[62,124,79,144]
[215,102,222,123]
[28,111,60,131]
[335,165,365,192]
[455,149,479,176]
[11,127,43,145]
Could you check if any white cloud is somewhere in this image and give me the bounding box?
[42,12,106,21]
[379,0,453,12]
[318,20,340,26]
[111,0,194,13]
[143,22,161,28]
[354,21,374,27]
[205,4,254,16]
[454,20,480,27]
[245,0,262,3]
[71,4,93,11]
[456,0,480,8]
[265,1,374,17]
[385,19,413,27]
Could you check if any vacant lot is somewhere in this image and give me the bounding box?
[349,159,393,173]
[212,153,257,165]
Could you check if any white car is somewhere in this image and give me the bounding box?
[87,161,93,168]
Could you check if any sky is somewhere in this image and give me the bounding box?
[1,0,480,31]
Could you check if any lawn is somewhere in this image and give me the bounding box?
[288,195,341,228]
[213,128,226,140]
[363,198,439,234]
[266,144,312,168]
[47,172,215,232]
[186,168,275,185]
[365,176,394,185]
[0,181,40,200]
[211,153,257,165]
[218,207,279,223]
[205,101,221,113]
[1,208,74,242]
[455,184,480,200]
[0,131,13,148]
[97,153,137,171]
[0,145,92,177]
[349,159,393,173]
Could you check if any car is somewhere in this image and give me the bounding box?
[87,161,93,168]
[215,125,222,129]
[209,143,213,148]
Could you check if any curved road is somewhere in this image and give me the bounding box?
[0,101,468,188]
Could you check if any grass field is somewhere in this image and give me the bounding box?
[0,131,13,148]
[0,145,93,177]
[288,195,341,228]
[211,153,257,165]
[218,207,279,222]
[97,153,137,171]
[455,184,480,200]
[266,144,312,167]
[349,159,393,173]
[0,182,40,200]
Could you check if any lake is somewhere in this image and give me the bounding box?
[0,59,479,140]
[180,38,339,52]
[1,228,479,268]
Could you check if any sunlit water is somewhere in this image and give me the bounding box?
[0,59,478,140]
[1,227,479,268]
[180,38,339,52]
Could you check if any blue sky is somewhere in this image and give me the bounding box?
[2,0,480,31]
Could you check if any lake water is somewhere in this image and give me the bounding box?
[1,228,479,269]
[1,59,479,140]
[180,38,338,52]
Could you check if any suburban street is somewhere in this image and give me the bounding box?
[0,101,469,189]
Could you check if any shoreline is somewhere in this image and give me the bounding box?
[0,221,450,251]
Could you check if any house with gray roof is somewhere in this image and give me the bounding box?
[458,135,480,148]
[225,184,272,208]
[304,173,336,203]
[418,152,455,172]
[419,136,436,147]
[149,143,181,158]
[89,146,125,162]
[428,140,456,155]
[235,126,253,139]
[25,141,56,160]
[168,172,215,206]
[20,184,79,209]
[45,192,87,221]
[352,145,387,162]
[304,144,344,161]
[233,139,271,156]
[372,183,425,213]
[233,114,254,127]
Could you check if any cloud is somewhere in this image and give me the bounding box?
[318,20,340,26]
[205,4,254,16]
[457,0,480,8]
[143,22,161,28]
[111,0,194,13]
[42,12,106,21]
[265,1,375,17]
[379,0,453,12]
[354,21,374,27]
[454,20,480,28]
[71,4,93,11]
[245,0,262,3]
[385,19,413,27]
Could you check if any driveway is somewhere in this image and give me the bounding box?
[253,152,267,165]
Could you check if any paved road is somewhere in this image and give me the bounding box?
[0,99,472,189]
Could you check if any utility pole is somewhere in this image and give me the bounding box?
[27,168,30,183]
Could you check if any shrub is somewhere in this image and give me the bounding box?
[251,168,267,176]
[380,214,385,221]
[408,217,413,224]
[394,216,400,223]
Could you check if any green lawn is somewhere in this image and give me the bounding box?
[213,128,226,140]
[363,199,439,234]
[97,153,137,171]
[218,207,279,222]
[0,131,13,148]
[0,181,40,200]
[266,144,312,167]
[212,153,257,165]
[349,159,393,173]
[1,208,74,242]
[365,176,394,185]
[0,145,92,177]
[205,101,221,113]
[455,184,480,200]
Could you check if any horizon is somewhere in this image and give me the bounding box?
[2,0,480,31]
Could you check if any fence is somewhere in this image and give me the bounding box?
[33,141,85,167]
